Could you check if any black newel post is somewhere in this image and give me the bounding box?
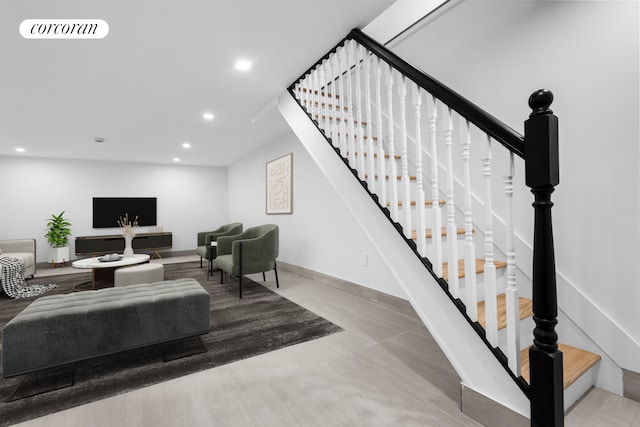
[525,89,563,427]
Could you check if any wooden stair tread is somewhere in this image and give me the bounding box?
[299,88,338,98]
[520,343,601,389]
[386,200,446,208]
[411,227,465,240]
[314,114,366,126]
[302,100,348,111]
[477,294,533,330]
[442,258,507,280]
[348,151,400,160]
[339,133,379,141]
[366,150,395,158]
[365,174,417,181]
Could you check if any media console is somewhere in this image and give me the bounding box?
[75,232,172,258]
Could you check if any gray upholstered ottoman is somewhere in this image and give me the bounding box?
[1,278,210,377]
[114,262,164,286]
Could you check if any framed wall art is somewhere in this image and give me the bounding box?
[266,153,293,214]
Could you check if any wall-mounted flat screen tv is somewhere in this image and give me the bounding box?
[93,197,157,228]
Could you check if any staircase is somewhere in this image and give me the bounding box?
[281,29,602,425]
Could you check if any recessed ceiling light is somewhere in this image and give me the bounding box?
[173,157,180,162]
[182,142,191,149]
[15,147,25,153]
[203,112,214,121]
[235,59,252,72]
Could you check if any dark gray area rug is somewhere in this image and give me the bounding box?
[0,261,343,426]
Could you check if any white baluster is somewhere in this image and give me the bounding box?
[326,57,338,149]
[386,66,399,221]
[306,75,313,114]
[322,61,330,134]
[462,120,478,321]
[413,84,427,256]
[308,71,314,114]
[324,60,333,135]
[374,57,387,207]
[325,60,332,133]
[318,62,327,131]
[504,152,520,375]
[363,47,375,191]
[345,42,356,167]
[353,42,365,179]
[444,107,460,297]
[428,94,443,276]
[336,48,346,155]
[483,135,498,347]
[398,75,412,239]
[301,77,310,114]
[325,59,332,132]
[314,67,322,127]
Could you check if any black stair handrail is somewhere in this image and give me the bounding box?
[289,28,525,158]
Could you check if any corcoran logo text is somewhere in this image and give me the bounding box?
[19,19,109,39]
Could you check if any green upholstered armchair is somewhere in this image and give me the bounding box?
[196,223,243,275]
[214,224,279,298]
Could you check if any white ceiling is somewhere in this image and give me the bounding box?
[0,0,395,167]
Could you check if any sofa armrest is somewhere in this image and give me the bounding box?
[0,239,36,255]
[217,233,245,256]
[204,231,225,245]
[197,231,215,247]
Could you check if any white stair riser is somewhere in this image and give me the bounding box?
[495,315,534,354]
[457,268,507,301]
[402,229,465,262]
[564,362,600,410]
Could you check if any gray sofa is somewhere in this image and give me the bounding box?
[0,239,36,278]
[2,278,210,377]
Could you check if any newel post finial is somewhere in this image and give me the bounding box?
[525,89,563,427]
[528,89,554,117]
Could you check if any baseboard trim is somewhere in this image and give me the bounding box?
[461,384,529,427]
[623,369,640,403]
[277,261,418,320]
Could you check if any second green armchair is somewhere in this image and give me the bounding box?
[214,224,279,298]
[196,223,243,276]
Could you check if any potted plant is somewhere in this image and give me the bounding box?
[45,211,72,267]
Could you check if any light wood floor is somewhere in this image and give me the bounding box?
[12,257,640,426]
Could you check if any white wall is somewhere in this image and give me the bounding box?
[0,155,228,262]
[227,132,404,298]
[388,1,640,355]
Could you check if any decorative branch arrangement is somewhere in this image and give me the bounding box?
[117,214,138,238]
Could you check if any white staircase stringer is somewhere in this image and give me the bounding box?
[280,93,530,418]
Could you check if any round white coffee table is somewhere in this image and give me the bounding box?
[72,254,150,291]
